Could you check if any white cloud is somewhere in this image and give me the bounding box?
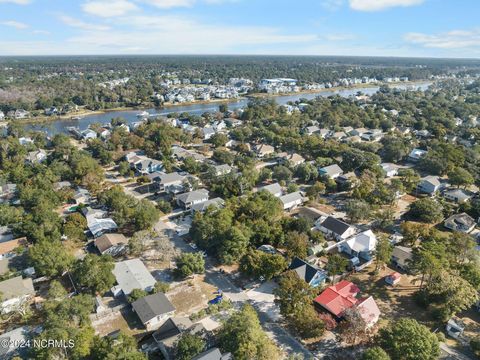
[1,20,28,29]
[82,0,138,17]
[0,0,32,4]
[59,15,110,31]
[140,0,195,8]
[349,0,424,11]
[404,29,480,49]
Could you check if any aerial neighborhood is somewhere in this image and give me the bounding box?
[0,55,479,360]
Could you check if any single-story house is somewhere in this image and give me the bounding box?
[191,198,225,213]
[279,191,304,211]
[153,317,206,360]
[82,207,118,238]
[349,128,368,136]
[112,259,156,297]
[336,172,357,188]
[408,148,427,162]
[0,237,28,260]
[132,292,175,331]
[279,153,305,167]
[81,129,97,140]
[289,257,327,288]
[381,163,399,178]
[319,164,343,179]
[0,326,33,358]
[442,188,473,204]
[339,230,377,261]
[356,296,381,328]
[255,144,275,158]
[0,276,35,314]
[417,176,445,195]
[0,183,17,204]
[259,183,283,197]
[176,189,209,210]
[314,280,360,318]
[94,233,127,256]
[202,126,216,140]
[391,246,413,271]
[361,130,383,142]
[444,213,476,233]
[26,149,47,164]
[192,348,232,360]
[315,216,356,241]
[305,125,320,135]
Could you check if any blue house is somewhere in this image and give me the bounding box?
[289,257,327,288]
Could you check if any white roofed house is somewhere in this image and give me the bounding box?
[82,207,117,238]
[444,213,476,233]
[26,149,47,164]
[381,163,400,178]
[305,125,320,135]
[259,182,283,197]
[81,128,97,140]
[391,245,413,271]
[201,126,216,140]
[279,191,305,211]
[339,230,377,263]
[319,164,343,179]
[176,189,209,210]
[442,188,473,204]
[135,158,163,175]
[190,197,225,213]
[279,153,305,167]
[408,148,427,162]
[417,176,446,195]
[112,258,156,297]
[0,276,35,314]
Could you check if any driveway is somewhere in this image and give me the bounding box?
[247,281,281,322]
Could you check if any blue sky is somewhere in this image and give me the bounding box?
[0,0,479,57]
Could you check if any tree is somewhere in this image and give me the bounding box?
[218,226,250,265]
[176,253,205,278]
[375,235,393,272]
[210,133,228,148]
[153,281,170,294]
[220,304,280,360]
[118,161,133,177]
[447,167,474,188]
[326,254,348,284]
[296,162,318,183]
[175,333,206,360]
[362,347,391,360]
[284,231,309,260]
[339,307,370,345]
[28,239,74,277]
[128,288,148,303]
[306,181,326,201]
[272,165,293,183]
[274,271,317,317]
[398,169,420,193]
[133,199,160,231]
[345,200,371,222]
[239,250,287,280]
[63,212,87,242]
[408,198,443,223]
[90,332,147,360]
[378,318,439,360]
[73,254,115,294]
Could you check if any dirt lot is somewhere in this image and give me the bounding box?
[167,275,218,316]
[92,307,144,337]
[348,264,433,328]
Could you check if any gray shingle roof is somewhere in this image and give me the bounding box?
[112,259,156,296]
[132,292,175,324]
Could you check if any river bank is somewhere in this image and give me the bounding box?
[19,79,431,125]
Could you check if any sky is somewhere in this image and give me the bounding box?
[0,0,479,58]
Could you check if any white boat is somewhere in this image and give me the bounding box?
[136,111,149,118]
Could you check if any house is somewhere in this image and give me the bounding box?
[44,107,58,116]
[99,128,111,139]
[391,246,413,271]
[289,257,327,287]
[336,172,357,188]
[340,230,377,261]
[381,163,399,178]
[349,128,368,136]
[202,126,216,140]
[417,176,445,195]
[319,129,332,139]
[0,237,27,260]
[356,296,381,328]
[94,233,127,256]
[316,216,356,241]
[82,207,117,238]
[279,153,305,166]
[385,272,401,286]
[331,131,347,141]
[257,244,277,255]
[132,292,175,331]
[444,213,476,233]
[213,164,232,176]
[259,183,283,197]
[255,144,275,158]
[112,258,156,296]
[18,137,34,146]
[12,109,29,119]
[149,172,186,193]
[408,148,427,162]
[26,149,47,164]
[191,198,225,213]
[319,164,343,179]
[176,189,209,210]
[192,348,232,360]
[305,125,320,135]
[0,276,35,314]
[153,317,206,360]
[314,280,360,318]
[279,191,304,211]
[0,326,33,358]
[361,130,383,142]
[81,129,97,140]
[135,158,163,175]
[442,188,473,204]
[73,187,91,205]
[446,318,465,339]
[0,183,17,204]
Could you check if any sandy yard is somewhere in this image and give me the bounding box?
[91,307,144,337]
[167,275,218,316]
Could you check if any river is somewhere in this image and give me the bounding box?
[25,82,431,135]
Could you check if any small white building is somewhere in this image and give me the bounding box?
[279,191,304,211]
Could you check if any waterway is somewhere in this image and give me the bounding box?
[25,82,431,135]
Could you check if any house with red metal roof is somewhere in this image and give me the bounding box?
[314,280,360,318]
